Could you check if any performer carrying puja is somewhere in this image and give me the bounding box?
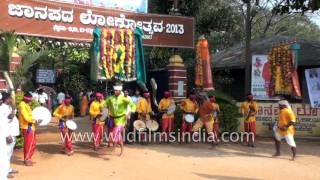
[209,96,221,142]
[53,96,75,155]
[18,93,41,166]
[89,92,105,151]
[192,93,216,147]
[158,91,175,142]
[105,83,136,155]
[180,92,198,143]
[240,93,258,147]
[273,100,297,161]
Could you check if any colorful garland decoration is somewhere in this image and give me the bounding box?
[195,41,204,87]
[99,27,136,81]
[268,42,301,97]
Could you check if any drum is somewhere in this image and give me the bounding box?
[32,106,52,126]
[66,120,77,130]
[167,103,176,115]
[100,108,109,121]
[133,120,146,131]
[9,116,20,136]
[272,122,278,132]
[185,114,195,123]
[146,120,159,131]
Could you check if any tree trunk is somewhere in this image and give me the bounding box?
[3,71,16,105]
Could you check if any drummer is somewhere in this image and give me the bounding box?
[89,92,105,151]
[209,96,221,142]
[158,91,175,142]
[18,93,41,166]
[105,83,136,155]
[53,96,75,155]
[136,91,153,142]
[180,92,198,142]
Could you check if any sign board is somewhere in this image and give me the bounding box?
[251,55,272,100]
[305,68,320,108]
[36,69,55,84]
[51,0,148,13]
[238,102,320,137]
[0,0,195,48]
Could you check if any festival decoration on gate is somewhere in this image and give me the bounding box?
[195,35,214,91]
[268,42,301,97]
[99,27,136,81]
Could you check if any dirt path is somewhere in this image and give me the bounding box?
[11,118,320,180]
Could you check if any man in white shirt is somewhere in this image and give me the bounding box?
[36,88,48,106]
[57,90,66,105]
[0,93,19,178]
[131,89,141,105]
[0,92,8,180]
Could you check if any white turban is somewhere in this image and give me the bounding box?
[113,85,123,91]
[279,100,291,109]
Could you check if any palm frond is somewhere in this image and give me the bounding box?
[0,31,17,71]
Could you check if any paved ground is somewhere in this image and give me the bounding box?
[10,117,320,180]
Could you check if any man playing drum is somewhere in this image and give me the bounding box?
[18,93,41,166]
[136,91,153,142]
[89,93,106,151]
[180,92,198,143]
[158,91,175,142]
[240,93,258,147]
[105,83,136,155]
[209,96,220,142]
[273,100,297,161]
[53,96,75,155]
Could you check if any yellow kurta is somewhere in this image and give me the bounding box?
[158,98,175,119]
[136,98,152,114]
[53,104,75,120]
[240,101,258,122]
[18,101,36,131]
[89,100,106,125]
[180,99,198,113]
[277,108,296,135]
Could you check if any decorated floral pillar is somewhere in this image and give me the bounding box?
[167,55,187,102]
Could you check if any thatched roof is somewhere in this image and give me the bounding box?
[212,35,320,69]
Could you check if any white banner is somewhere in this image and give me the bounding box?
[305,68,320,108]
[251,55,272,100]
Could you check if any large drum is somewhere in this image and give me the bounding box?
[145,120,159,131]
[185,114,195,123]
[32,106,52,126]
[167,103,176,115]
[100,108,109,121]
[133,120,146,131]
[66,120,77,130]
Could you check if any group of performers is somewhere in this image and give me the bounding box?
[0,85,298,180]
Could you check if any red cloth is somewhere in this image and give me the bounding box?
[93,124,104,148]
[244,121,256,142]
[181,119,193,133]
[60,127,73,152]
[23,129,36,161]
[111,125,125,145]
[213,121,220,135]
[161,117,174,141]
[181,118,193,142]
